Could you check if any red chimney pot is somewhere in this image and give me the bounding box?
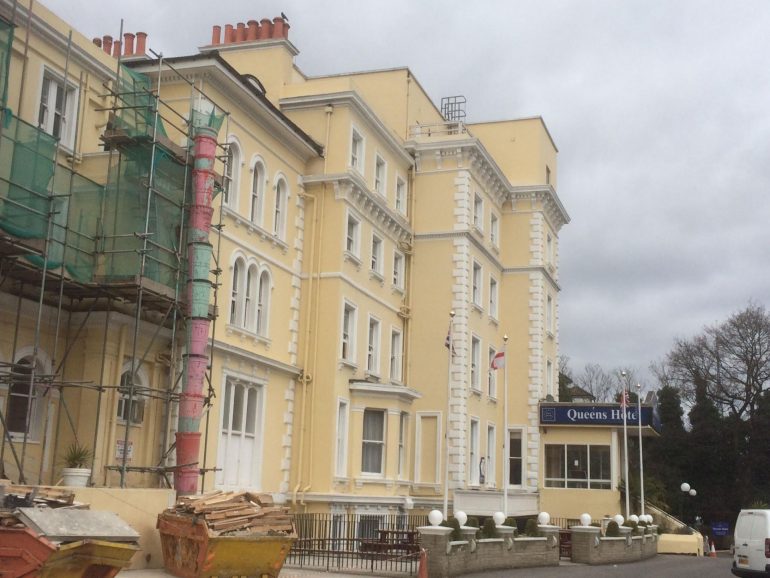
[112,39,121,58]
[283,21,290,39]
[92,37,102,48]
[272,17,285,39]
[224,24,234,44]
[212,25,221,45]
[135,32,147,54]
[259,18,272,40]
[123,32,135,56]
[246,20,259,41]
[102,35,113,55]
[236,22,246,42]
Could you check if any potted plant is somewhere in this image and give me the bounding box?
[61,442,92,487]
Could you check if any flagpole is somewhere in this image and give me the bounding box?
[622,388,630,519]
[443,310,455,520]
[502,334,509,518]
[637,383,645,516]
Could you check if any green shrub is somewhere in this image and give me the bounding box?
[606,521,620,537]
[481,518,499,539]
[440,517,462,541]
[467,516,480,528]
[524,518,540,537]
[626,520,638,532]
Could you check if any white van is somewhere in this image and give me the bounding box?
[733,509,770,577]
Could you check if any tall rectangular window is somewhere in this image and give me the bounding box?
[546,295,553,333]
[486,424,496,486]
[374,155,386,194]
[390,328,403,382]
[509,430,523,486]
[398,412,408,478]
[367,316,381,375]
[544,444,611,489]
[471,336,481,391]
[351,129,364,172]
[546,359,554,396]
[346,213,360,256]
[371,234,383,275]
[490,213,499,247]
[393,251,405,290]
[336,400,349,477]
[38,71,76,147]
[341,302,357,361]
[489,277,498,318]
[473,194,483,230]
[488,347,497,398]
[362,409,385,475]
[472,261,482,306]
[395,177,407,214]
[546,233,553,265]
[469,418,480,485]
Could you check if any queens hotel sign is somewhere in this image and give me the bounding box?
[540,403,661,432]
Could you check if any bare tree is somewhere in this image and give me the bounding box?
[575,363,616,402]
[661,303,770,419]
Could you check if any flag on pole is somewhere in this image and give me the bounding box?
[490,351,505,370]
[620,388,630,408]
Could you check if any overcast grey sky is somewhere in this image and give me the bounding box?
[43,0,770,385]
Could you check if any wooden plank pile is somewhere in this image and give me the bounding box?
[172,490,294,536]
[0,483,80,528]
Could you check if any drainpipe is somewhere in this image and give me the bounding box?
[174,126,218,495]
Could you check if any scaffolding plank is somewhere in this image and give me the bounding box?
[16,508,139,542]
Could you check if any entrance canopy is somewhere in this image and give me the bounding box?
[539,402,660,435]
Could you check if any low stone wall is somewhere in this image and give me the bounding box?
[418,524,559,577]
[571,526,658,565]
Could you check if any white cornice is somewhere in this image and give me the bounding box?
[199,38,300,57]
[211,338,300,376]
[510,185,570,231]
[502,266,561,292]
[349,381,421,403]
[303,172,412,242]
[279,91,414,166]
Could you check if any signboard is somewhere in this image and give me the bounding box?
[115,439,134,462]
[540,403,659,431]
[711,522,730,537]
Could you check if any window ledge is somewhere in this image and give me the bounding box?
[488,315,499,326]
[491,244,500,254]
[471,302,483,314]
[391,284,405,295]
[365,370,381,380]
[339,358,358,370]
[226,324,271,346]
[487,395,498,404]
[224,208,289,253]
[369,270,384,285]
[344,251,362,268]
[470,387,482,397]
[472,225,483,237]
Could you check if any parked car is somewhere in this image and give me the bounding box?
[733,509,770,577]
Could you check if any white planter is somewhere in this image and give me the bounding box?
[62,467,91,487]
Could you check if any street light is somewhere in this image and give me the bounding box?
[680,483,695,522]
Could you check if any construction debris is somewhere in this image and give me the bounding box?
[168,490,294,535]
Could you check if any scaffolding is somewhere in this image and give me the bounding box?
[0,7,228,492]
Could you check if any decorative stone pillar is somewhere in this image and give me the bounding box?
[418,525,453,578]
[570,526,601,564]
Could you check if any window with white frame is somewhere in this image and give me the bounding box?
[273,179,287,239]
[216,378,264,489]
[117,369,145,425]
[469,418,480,485]
[370,234,383,275]
[244,265,258,331]
[395,177,407,214]
[351,128,364,173]
[472,261,482,306]
[341,302,357,362]
[473,194,483,230]
[38,70,77,147]
[471,336,481,391]
[489,277,498,318]
[224,142,240,208]
[230,258,243,326]
[250,162,264,224]
[398,412,407,478]
[491,213,499,247]
[508,430,523,486]
[544,444,611,489]
[256,270,271,337]
[6,357,40,435]
[335,400,349,477]
[346,213,361,257]
[390,328,402,382]
[546,359,554,396]
[486,424,496,486]
[546,233,554,266]
[546,294,553,334]
[374,155,386,195]
[392,250,405,290]
[362,409,385,475]
[367,316,381,375]
[488,346,497,398]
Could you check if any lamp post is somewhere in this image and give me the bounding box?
[636,382,645,516]
[680,483,695,523]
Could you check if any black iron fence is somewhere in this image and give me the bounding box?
[287,513,428,575]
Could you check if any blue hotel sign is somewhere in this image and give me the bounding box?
[540,404,659,431]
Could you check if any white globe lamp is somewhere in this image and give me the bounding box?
[454,510,468,527]
[680,482,690,493]
[537,512,551,526]
[689,489,697,497]
[428,510,443,526]
[628,514,639,524]
[493,511,506,526]
[613,514,624,527]
[579,513,592,527]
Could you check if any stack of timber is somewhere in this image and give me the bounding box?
[0,482,81,527]
[170,490,294,536]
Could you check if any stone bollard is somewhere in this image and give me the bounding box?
[458,526,479,552]
[418,525,453,577]
[538,525,561,566]
[570,525,601,564]
[496,524,516,551]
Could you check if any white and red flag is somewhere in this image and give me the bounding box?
[490,351,505,370]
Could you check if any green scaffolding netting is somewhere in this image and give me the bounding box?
[111,65,168,139]
[0,18,13,108]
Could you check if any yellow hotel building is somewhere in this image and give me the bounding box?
[0,0,656,524]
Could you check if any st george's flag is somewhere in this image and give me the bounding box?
[490,351,505,370]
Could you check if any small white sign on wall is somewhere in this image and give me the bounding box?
[115,439,133,462]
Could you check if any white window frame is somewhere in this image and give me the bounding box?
[250,160,265,225]
[544,443,612,490]
[6,355,46,438]
[546,233,553,265]
[470,335,481,391]
[546,294,554,335]
[390,327,403,383]
[488,346,497,399]
[415,412,441,483]
[489,277,498,319]
[230,257,245,327]
[223,139,241,209]
[37,68,77,149]
[117,362,149,426]
[486,423,496,488]
[243,264,258,331]
[374,154,387,195]
[345,211,361,259]
[370,234,383,276]
[335,399,349,477]
[546,359,554,396]
[490,213,499,247]
[256,269,271,337]
[473,193,483,231]
[350,127,365,174]
[341,301,358,363]
[366,315,381,376]
[508,428,525,488]
[392,250,405,290]
[362,409,386,476]
[472,261,482,307]
[398,412,408,479]
[273,177,288,239]
[395,176,407,215]
[469,417,480,485]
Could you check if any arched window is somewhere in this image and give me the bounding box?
[250,162,265,225]
[230,258,244,326]
[7,357,37,434]
[244,264,258,331]
[273,179,287,239]
[117,370,145,425]
[256,270,271,336]
[224,141,240,208]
